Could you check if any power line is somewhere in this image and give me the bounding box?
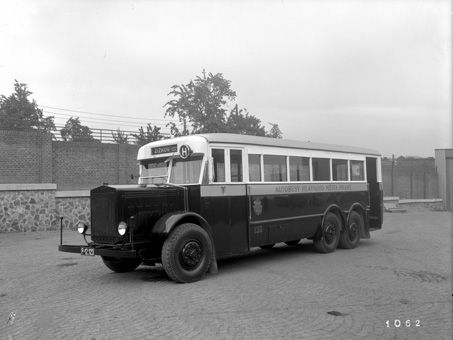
[43,110,175,128]
[40,105,173,123]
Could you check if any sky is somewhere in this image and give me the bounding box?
[0,0,451,157]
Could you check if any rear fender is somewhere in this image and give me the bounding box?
[316,204,345,238]
[347,203,370,239]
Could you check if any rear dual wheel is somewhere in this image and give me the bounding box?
[339,211,362,249]
[314,212,341,253]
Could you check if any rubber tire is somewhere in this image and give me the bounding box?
[339,211,362,249]
[161,223,212,283]
[101,256,142,273]
[285,240,300,246]
[313,212,341,253]
[260,244,275,249]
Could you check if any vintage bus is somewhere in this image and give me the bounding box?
[59,133,383,283]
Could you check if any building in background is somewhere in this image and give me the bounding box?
[435,149,453,211]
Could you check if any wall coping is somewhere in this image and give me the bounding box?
[0,183,57,191]
[399,198,443,204]
[56,190,90,198]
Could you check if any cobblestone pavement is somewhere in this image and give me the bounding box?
[0,212,451,340]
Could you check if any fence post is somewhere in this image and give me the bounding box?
[391,154,395,196]
[423,172,426,199]
[410,170,413,199]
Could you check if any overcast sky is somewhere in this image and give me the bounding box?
[0,0,451,157]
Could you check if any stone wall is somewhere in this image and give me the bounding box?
[55,191,90,230]
[0,184,57,232]
[0,184,90,233]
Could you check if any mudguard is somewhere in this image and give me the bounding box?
[152,211,218,274]
[347,203,370,239]
[152,211,212,237]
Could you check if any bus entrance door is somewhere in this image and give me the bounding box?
[366,157,383,230]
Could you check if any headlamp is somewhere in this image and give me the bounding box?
[77,222,87,234]
[118,221,128,236]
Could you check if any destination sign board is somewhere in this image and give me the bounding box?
[151,144,177,155]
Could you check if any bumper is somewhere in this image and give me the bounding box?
[58,244,139,259]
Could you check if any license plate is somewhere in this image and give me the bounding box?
[81,247,95,256]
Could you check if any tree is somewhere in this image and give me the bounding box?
[132,123,165,145]
[165,70,236,135]
[266,123,283,139]
[60,117,94,141]
[0,80,55,132]
[164,70,282,137]
[226,105,266,136]
[112,129,129,144]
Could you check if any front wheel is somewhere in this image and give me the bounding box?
[339,211,362,249]
[162,223,212,283]
[101,257,141,273]
[313,212,341,253]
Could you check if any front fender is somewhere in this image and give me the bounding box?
[152,211,213,238]
[152,211,218,274]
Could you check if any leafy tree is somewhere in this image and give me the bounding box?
[226,105,266,136]
[164,70,282,137]
[112,129,129,144]
[60,117,94,142]
[133,123,165,145]
[0,80,55,132]
[266,122,283,139]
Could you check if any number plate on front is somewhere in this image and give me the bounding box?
[81,247,95,256]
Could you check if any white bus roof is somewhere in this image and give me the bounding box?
[138,133,380,160]
[198,133,380,156]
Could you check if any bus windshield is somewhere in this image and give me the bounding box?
[139,156,203,185]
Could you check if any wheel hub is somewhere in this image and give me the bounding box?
[348,222,358,240]
[180,240,203,269]
[324,223,337,244]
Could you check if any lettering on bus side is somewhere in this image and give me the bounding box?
[274,183,354,193]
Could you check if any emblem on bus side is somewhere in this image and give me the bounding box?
[179,145,192,159]
[252,197,263,216]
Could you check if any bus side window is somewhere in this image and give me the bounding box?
[264,155,287,182]
[230,149,243,182]
[350,160,364,181]
[248,154,261,182]
[290,156,310,181]
[312,158,330,181]
[332,159,348,181]
[212,149,225,182]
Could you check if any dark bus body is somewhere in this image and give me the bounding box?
[59,134,383,283]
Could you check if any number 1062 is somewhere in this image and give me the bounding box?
[386,319,420,328]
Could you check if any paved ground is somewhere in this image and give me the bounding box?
[0,211,451,340]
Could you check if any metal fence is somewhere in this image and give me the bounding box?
[52,126,171,144]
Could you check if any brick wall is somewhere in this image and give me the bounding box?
[0,130,139,190]
[52,141,139,190]
[0,130,52,183]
